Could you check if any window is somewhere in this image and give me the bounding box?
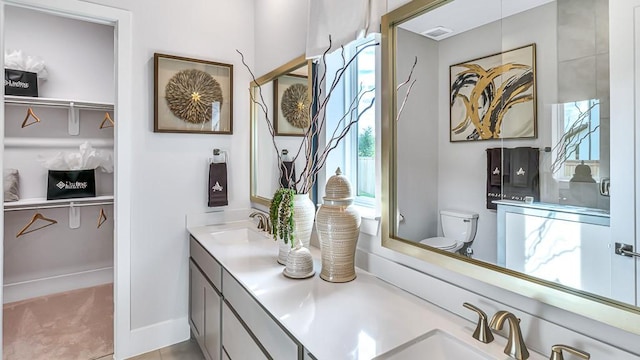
[552,99,601,180]
[346,37,378,208]
[320,34,379,212]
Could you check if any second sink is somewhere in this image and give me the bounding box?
[373,329,493,360]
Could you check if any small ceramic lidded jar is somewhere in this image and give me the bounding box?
[316,168,361,282]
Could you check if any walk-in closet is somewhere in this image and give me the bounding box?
[2,5,115,360]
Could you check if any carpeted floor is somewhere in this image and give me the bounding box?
[3,283,114,360]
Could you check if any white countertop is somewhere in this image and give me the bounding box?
[189,221,545,360]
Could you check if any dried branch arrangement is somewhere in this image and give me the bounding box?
[549,101,600,174]
[238,37,378,195]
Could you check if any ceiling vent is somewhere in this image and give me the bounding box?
[421,26,453,39]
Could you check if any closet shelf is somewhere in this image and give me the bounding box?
[4,137,114,148]
[4,195,114,212]
[4,95,114,111]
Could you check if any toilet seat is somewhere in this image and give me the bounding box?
[419,236,461,251]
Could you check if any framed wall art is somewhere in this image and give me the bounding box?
[154,53,233,134]
[273,74,310,136]
[449,44,536,142]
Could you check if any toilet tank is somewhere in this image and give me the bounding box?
[440,210,479,243]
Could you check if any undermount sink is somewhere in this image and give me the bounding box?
[374,329,493,360]
[210,227,269,243]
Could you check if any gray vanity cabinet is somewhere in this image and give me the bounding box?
[222,269,300,359]
[189,235,302,360]
[190,238,222,360]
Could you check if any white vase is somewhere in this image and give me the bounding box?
[277,236,290,265]
[276,193,315,265]
[316,168,361,282]
[292,193,315,248]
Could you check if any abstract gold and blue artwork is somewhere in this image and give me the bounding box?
[450,44,536,142]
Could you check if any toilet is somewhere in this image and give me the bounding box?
[419,210,479,252]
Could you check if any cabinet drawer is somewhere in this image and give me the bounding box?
[190,236,222,290]
[222,303,268,360]
[223,270,299,360]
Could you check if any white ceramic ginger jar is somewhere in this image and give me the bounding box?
[315,168,361,282]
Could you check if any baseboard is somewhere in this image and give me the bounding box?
[3,267,113,304]
[118,317,190,360]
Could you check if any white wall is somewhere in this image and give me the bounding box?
[252,0,308,204]
[254,0,308,76]
[81,0,255,333]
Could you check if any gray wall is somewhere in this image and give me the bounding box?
[396,28,440,241]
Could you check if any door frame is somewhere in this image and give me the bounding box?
[610,0,640,307]
[0,0,133,358]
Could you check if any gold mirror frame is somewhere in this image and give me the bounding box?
[380,0,640,335]
[250,55,312,207]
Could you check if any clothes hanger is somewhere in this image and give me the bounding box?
[21,107,41,128]
[16,212,57,237]
[97,208,108,228]
[100,112,114,129]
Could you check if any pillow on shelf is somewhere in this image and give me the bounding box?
[4,168,20,202]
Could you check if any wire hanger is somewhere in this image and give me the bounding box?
[100,112,114,129]
[16,212,58,237]
[21,107,41,128]
[97,208,108,228]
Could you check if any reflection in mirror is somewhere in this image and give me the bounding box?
[383,0,640,333]
[250,56,310,206]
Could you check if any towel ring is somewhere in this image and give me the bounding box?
[211,148,228,163]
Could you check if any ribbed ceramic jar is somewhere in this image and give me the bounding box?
[316,168,361,282]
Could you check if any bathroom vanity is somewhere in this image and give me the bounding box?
[188,219,550,360]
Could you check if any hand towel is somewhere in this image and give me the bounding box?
[487,148,502,186]
[280,161,296,189]
[510,147,534,188]
[486,149,503,210]
[208,162,228,207]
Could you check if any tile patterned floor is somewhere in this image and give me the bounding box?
[95,338,205,360]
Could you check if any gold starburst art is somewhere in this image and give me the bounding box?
[165,69,223,124]
[154,53,233,134]
[281,83,310,128]
[274,74,309,136]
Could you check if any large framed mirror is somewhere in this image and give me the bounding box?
[381,0,640,334]
[250,55,311,207]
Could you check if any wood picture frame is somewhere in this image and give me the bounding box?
[273,74,309,136]
[449,44,536,142]
[154,53,233,134]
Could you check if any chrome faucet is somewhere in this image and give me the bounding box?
[249,211,270,233]
[489,311,530,360]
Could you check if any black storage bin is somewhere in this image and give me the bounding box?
[47,169,96,200]
[4,68,38,97]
